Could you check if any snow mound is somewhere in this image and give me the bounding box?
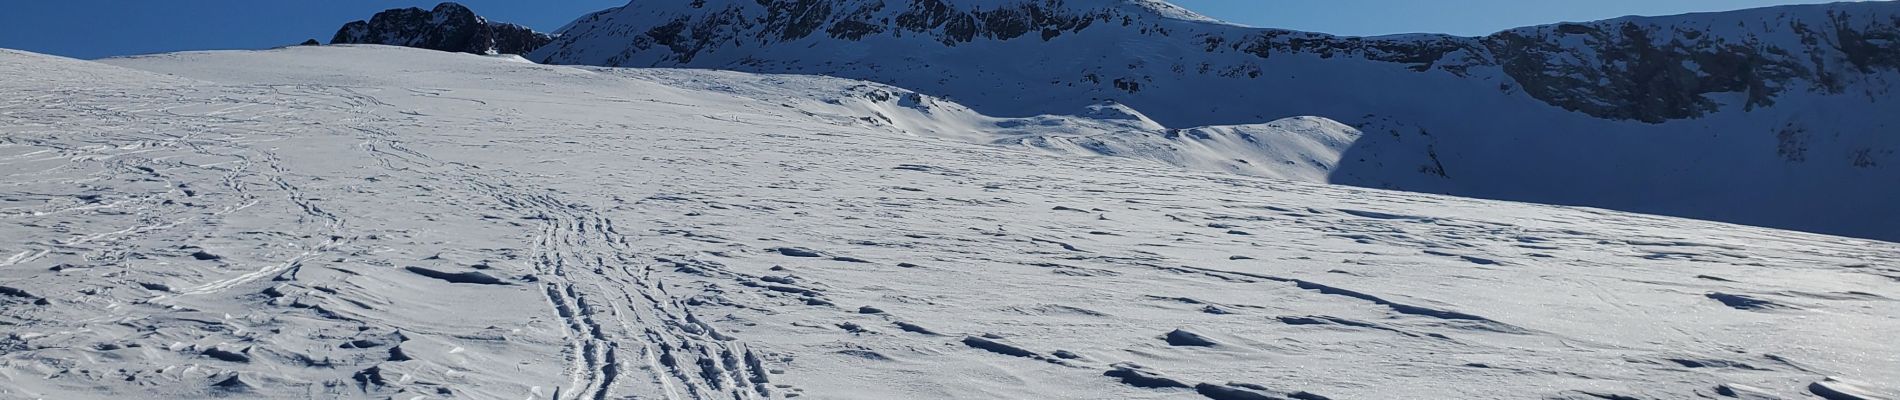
[611,68,1366,182]
[1079,101,1164,130]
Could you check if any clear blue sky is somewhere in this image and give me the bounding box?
[0,0,1861,59]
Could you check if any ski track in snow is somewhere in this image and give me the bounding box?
[0,46,1896,399]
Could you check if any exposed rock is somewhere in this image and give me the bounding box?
[330,2,552,55]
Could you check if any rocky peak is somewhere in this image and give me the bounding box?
[330,2,553,55]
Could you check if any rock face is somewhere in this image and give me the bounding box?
[531,0,1900,241]
[1485,15,1900,123]
[330,2,552,55]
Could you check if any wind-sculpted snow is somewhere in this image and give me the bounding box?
[2,46,1898,399]
[605,67,1379,183]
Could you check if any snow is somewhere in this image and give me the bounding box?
[1,45,1897,399]
[531,0,1900,242]
[604,67,1358,182]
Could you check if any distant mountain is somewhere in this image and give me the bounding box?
[531,0,1900,241]
[331,2,551,55]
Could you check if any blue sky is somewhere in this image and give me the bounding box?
[0,0,1856,59]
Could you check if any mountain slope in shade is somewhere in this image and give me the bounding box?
[331,2,552,55]
[532,0,1900,241]
[0,44,1896,400]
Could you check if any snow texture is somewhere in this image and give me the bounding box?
[1,45,1896,399]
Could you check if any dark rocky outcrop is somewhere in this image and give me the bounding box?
[330,2,552,55]
[1479,14,1896,123]
[530,0,1900,241]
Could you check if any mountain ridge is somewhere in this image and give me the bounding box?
[534,0,1900,125]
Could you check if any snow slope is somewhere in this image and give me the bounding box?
[607,67,1377,182]
[531,0,1900,241]
[2,45,1897,399]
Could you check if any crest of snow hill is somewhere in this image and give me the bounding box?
[330,2,551,55]
[329,0,1900,241]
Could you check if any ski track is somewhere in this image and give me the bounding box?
[0,46,1895,399]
